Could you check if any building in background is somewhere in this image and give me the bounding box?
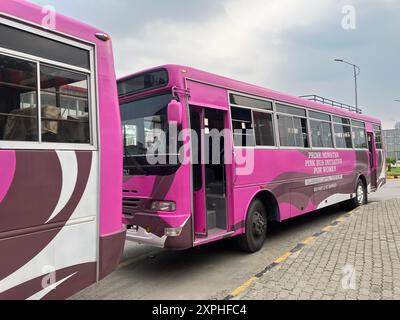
[384,126,400,160]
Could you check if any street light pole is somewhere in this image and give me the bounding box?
[334,59,361,113]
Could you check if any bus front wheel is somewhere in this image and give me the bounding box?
[238,199,267,253]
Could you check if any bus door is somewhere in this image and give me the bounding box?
[368,132,378,189]
[190,106,228,238]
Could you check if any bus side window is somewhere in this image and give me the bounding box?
[231,107,255,147]
[0,54,39,142]
[40,65,90,144]
[277,114,309,148]
[253,111,275,147]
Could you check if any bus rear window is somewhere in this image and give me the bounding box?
[118,69,168,97]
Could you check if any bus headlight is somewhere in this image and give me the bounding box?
[150,201,176,212]
[165,227,183,237]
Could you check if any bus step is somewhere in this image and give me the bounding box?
[207,210,217,230]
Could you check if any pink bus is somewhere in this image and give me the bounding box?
[0,0,124,299]
[120,65,385,253]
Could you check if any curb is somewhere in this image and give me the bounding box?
[387,176,399,180]
[223,209,358,300]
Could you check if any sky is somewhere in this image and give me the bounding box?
[30,0,400,129]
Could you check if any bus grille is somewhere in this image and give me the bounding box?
[123,198,143,215]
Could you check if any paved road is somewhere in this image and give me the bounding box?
[73,180,399,300]
[239,197,400,300]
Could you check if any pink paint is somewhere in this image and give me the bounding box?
[0,1,125,300]
[0,151,16,203]
[0,0,123,237]
[120,64,383,250]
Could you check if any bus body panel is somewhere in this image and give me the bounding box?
[123,165,193,250]
[0,0,124,299]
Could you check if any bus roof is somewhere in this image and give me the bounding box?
[0,0,109,45]
[119,64,381,125]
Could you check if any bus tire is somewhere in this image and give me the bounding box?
[238,199,267,253]
[343,178,368,210]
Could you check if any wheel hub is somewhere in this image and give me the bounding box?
[252,211,266,237]
[357,184,364,204]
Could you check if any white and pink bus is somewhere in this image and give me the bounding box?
[0,0,124,299]
[120,65,385,252]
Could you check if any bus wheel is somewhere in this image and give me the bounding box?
[238,199,267,253]
[343,179,368,210]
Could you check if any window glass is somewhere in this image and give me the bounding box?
[334,124,353,148]
[278,114,295,147]
[374,125,383,149]
[310,120,334,148]
[352,120,365,128]
[276,104,306,117]
[0,54,38,141]
[231,107,254,147]
[121,94,173,155]
[118,69,168,97]
[40,65,90,144]
[352,126,367,149]
[309,111,331,122]
[333,116,351,125]
[229,94,272,110]
[0,24,90,69]
[253,111,275,146]
[293,117,309,148]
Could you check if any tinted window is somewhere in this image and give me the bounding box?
[334,124,353,148]
[294,117,309,148]
[352,126,367,149]
[40,65,90,144]
[309,111,331,122]
[310,120,334,148]
[253,112,275,147]
[0,24,90,69]
[352,120,365,128]
[0,54,38,141]
[333,116,351,125]
[277,114,309,148]
[231,107,254,147]
[276,104,306,117]
[374,125,383,149]
[230,94,272,110]
[118,69,168,97]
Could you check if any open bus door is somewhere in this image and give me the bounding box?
[368,132,378,190]
[190,106,228,240]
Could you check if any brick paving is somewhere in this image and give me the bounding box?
[238,199,400,300]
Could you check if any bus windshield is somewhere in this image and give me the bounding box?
[120,92,180,175]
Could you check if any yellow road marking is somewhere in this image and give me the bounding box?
[302,236,316,245]
[274,252,292,264]
[322,226,334,233]
[227,209,362,300]
[335,217,346,223]
[230,277,258,297]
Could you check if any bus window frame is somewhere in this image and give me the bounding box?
[308,110,335,150]
[351,120,368,150]
[228,91,277,150]
[215,88,379,153]
[0,16,98,151]
[275,102,310,150]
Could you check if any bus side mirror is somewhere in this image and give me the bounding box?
[167,100,183,125]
